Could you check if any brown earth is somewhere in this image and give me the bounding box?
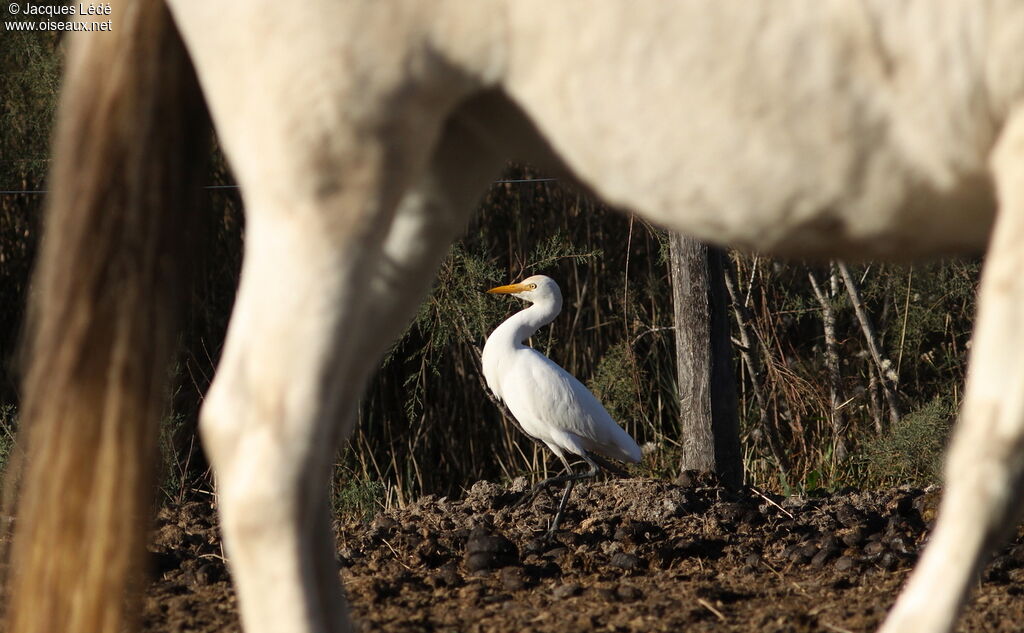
[142,476,1024,633]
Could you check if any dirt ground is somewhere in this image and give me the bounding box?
[143,475,1024,633]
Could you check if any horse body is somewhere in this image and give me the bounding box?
[170,0,1010,257]
[8,1,1024,633]
[503,0,1002,257]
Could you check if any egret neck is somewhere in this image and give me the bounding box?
[489,290,561,348]
[482,279,562,401]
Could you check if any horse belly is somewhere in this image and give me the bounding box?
[505,0,997,259]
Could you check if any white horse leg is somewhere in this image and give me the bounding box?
[880,110,1024,633]
[200,111,502,633]
[200,204,374,633]
[301,114,507,626]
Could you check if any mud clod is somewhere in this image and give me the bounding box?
[610,552,643,571]
[464,524,518,571]
[552,582,582,599]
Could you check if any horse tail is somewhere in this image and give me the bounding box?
[4,1,211,631]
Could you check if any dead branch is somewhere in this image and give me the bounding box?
[836,261,902,425]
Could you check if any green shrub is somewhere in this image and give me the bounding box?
[857,398,953,488]
[159,412,192,504]
[588,340,644,425]
[0,404,16,477]
[333,477,386,522]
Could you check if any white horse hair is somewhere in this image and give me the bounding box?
[7,1,1024,633]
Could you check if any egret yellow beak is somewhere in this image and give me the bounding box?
[486,282,531,294]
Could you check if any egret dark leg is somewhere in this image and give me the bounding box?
[516,472,570,507]
[547,481,576,536]
[515,452,608,536]
[543,454,602,539]
[517,453,584,507]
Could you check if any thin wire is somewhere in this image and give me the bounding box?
[0,178,558,196]
[494,178,557,184]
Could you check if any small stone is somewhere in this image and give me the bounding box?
[835,503,863,528]
[879,552,898,571]
[483,593,511,604]
[616,584,642,600]
[834,556,856,572]
[499,567,527,591]
[841,527,865,547]
[509,476,530,493]
[552,582,581,599]
[888,536,913,556]
[436,563,462,587]
[811,547,836,569]
[610,552,643,571]
[789,543,817,564]
[464,524,519,571]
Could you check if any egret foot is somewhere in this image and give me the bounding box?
[543,481,577,539]
[534,455,603,537]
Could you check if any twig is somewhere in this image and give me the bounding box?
[822,622,856,633]
[749,486,794,519]
[837,261,902,424]
[696,598,726,622]
[198,552,230,564]
[760,559,810,597]
[896,267,913,376]
[623,213,635,338]
[808,266,848,462]
[630,325,675,347]
[723,257,790,473]
[744,256,759,308]
[380,538,413,571]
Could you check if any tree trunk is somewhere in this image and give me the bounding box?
[669,234,742,487]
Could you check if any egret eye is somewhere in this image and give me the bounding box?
[529,283,537,289]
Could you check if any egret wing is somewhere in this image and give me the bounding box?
[503,348,640,463]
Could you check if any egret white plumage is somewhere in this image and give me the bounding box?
[483,275,641,535]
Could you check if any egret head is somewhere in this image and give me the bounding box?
[486,274,562,305]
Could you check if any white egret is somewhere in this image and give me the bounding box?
[483,274,641,535]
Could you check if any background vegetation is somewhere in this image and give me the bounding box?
[1,27,972,518]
